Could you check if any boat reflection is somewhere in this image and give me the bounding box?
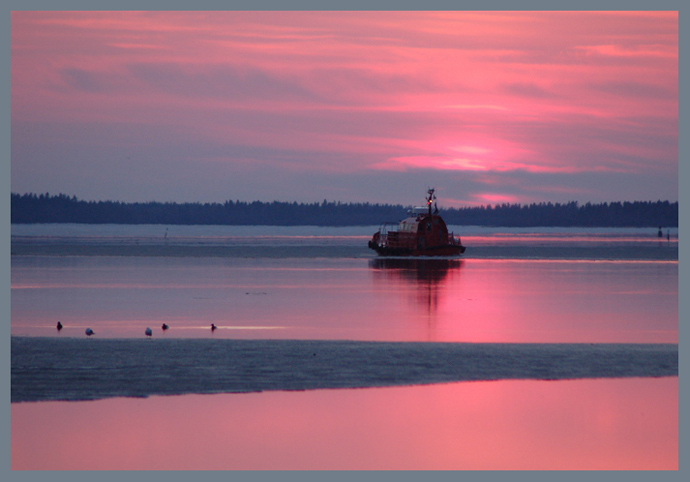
[369,258,463,314]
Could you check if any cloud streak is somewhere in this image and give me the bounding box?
[11,11,678,205]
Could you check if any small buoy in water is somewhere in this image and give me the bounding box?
[85,328,94,336]
[145,327,153,337]
[162,323,169,330]
[57,321,63,332]
[211,324,217,332]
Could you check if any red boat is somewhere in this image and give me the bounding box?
[368,189,466,257]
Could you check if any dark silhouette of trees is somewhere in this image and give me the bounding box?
[11,192,678,227]
[441,200,678,227]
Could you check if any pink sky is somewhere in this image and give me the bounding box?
[10,11,678,206]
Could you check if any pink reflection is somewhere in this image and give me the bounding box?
[370,258,462,313]
[371,259,677,343]
[461,234,679,245]
[11,377,677,470]
[11,258,678,342]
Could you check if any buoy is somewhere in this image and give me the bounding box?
[85,328,94,336]
[145,327,153,337]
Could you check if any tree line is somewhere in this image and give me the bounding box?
[11,192,678,227]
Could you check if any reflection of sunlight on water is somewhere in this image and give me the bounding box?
[12,322,288,339]
[10,376,678,470]
[10,226,679,471]
[461,234,678,246]
[11,256,677,343]
[194,325,286,330]
[369,258,677,344]
[369,258,463,317]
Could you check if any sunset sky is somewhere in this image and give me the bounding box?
[10,10,678,207]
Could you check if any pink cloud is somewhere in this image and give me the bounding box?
[473,193,523,205]
[10,11,678,204]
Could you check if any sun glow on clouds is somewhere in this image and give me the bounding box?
[10,11,678,204]
[376,155,601,174]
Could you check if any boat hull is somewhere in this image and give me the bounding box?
[368,241,465,257]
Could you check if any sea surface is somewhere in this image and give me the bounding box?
[10,223,679,470]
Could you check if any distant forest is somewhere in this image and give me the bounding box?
[11,192,679,227]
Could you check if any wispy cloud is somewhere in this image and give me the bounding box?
[10,11,678,205]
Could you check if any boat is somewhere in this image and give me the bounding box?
[368,189,466,257]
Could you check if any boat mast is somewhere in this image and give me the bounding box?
[426,188,436,217]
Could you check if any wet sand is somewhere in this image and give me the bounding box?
[12,337,678,403]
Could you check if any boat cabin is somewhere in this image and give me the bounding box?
[369,189,465,257]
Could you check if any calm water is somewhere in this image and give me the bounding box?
[11,377,678,470]
[11,256,678,343]
[10,224,678,469]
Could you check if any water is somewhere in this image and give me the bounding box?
[11,223,679,260]
[11,377,678,470]
[10,224,678,469]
